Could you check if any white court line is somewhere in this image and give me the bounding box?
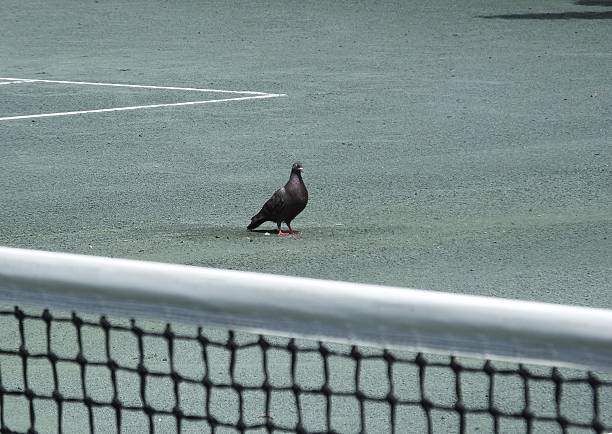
[0,77,275,95]
[0,76,286,121]
[0,80,27,86]
[0,94,283,121]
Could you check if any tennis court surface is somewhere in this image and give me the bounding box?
[1,0,611,432]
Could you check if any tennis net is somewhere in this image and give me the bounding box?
[0,247,611,433]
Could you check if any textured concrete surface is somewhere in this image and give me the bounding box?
[0,0,611,431]
[1,0,610,306]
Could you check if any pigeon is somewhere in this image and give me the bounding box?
[247,162,308,236]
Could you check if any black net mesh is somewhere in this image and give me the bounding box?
[0,306,610,434]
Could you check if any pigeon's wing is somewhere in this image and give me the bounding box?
[259,187,288,219]
[248,187,288,230]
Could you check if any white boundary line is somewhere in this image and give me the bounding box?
[0,77,274,95]
[0,80,27,86]
[0,77,286,121]
[0,94,283,121]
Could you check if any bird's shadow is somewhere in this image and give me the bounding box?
[248,229,278,234]
[169,223,312,240]
[248,228,303,235]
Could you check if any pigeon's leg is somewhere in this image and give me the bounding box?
[277,222,289,237]
[287,222,300,235]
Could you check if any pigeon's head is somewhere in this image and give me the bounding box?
[291,162,304,174]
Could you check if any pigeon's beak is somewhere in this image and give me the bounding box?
[298,167,304,172]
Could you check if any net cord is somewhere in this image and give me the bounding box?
[0,246,611,372]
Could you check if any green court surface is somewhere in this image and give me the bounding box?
[1,0,611,432]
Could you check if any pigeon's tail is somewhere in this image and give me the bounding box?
[247,214,267,230]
